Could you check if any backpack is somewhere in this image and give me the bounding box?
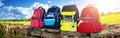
[60,5,79,32]
[77,5,104,33]
[31,7,45,29]
[44,6,61,29]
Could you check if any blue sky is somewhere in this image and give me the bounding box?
[2,0,84,7]
[0,0,120,20]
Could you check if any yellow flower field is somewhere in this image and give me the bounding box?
[0,13,120,26]
[100,13,120,25]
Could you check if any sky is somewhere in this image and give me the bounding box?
[0,0,120,20]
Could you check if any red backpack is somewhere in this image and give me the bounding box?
[31,7,45,29]
[78,5,104,33]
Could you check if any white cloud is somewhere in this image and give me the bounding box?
[70,0,120,14]
[84,0,120,13]
[2,6,31,19]
[24,2,49,19]
[16,7,33,19]
[1,2,49,19]
[31,2,49,10]
[0,0,4,7]
[3,6,14,11]
[48,1,52,3]
[70,1,74,4]
[70,1,79,4]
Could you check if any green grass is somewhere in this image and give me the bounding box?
[0,13,120,25]
[100,13,120,25]
[0,21,30,25]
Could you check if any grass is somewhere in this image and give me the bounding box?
[0,20,30,25]
[0,13,120,25]
[100,13,120,25]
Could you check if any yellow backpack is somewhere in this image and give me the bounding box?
[60,11,77,32]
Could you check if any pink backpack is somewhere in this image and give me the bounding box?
[31,7,45,29]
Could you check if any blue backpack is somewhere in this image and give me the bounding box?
[44,6,61,29]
